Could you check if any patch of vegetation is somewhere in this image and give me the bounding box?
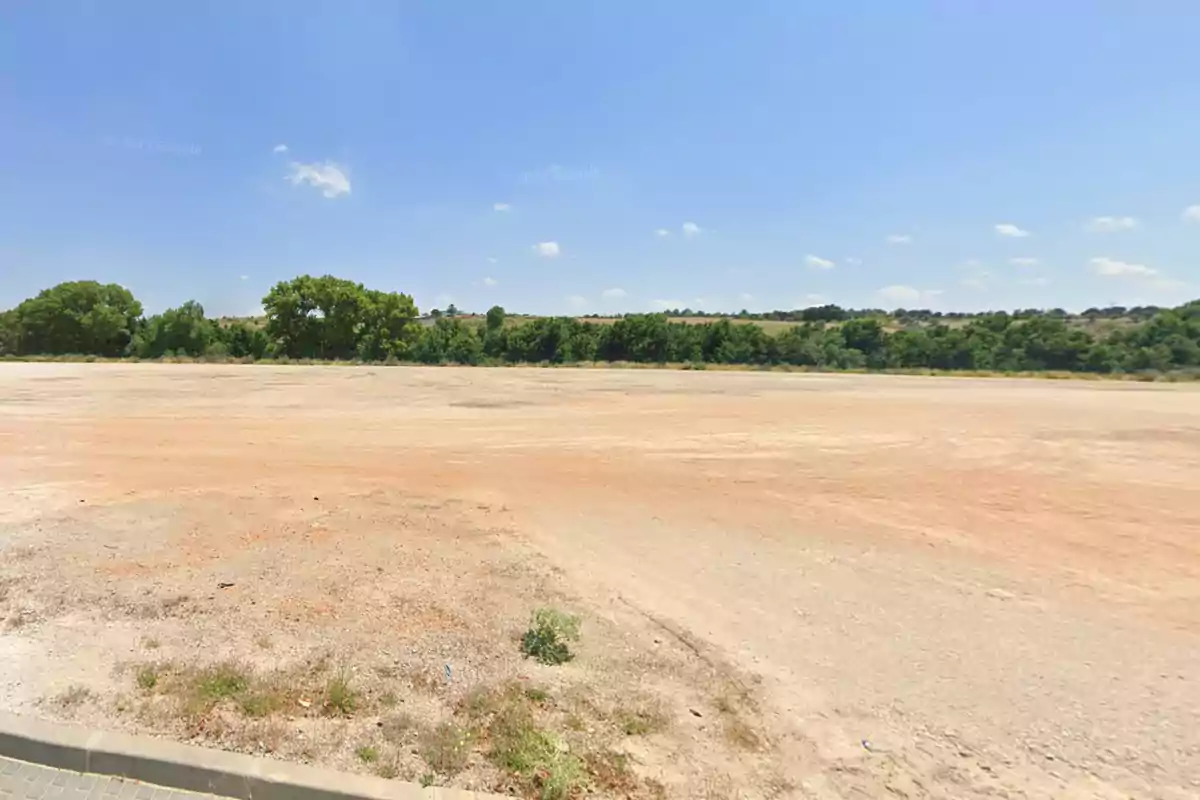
[137,664,162,691]
[323,672,358,717]
[616,705,668,736]
[380,711,419,744]
[419,722,471,776]
[355,745,379,764]
[194,662,250,701]
[53,685,94,709]
[520,608,581,666]
[487,699,586,800]
[142,636,161,650]
[722,717,762,751]
[523,686,549,704]
[585,750,640,795]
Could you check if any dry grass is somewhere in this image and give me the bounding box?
[419,721,472,776]
[52,685,95,710]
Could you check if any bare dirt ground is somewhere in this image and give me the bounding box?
[1,364,1198,799]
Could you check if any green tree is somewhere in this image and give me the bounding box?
[485,305,507,332]
[0,309,17,356]
[131,301,216,358]
[11,281,142,356]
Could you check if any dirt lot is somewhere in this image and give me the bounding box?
[1,364,1198,799]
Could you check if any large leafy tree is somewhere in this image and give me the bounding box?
[132,300,217,357]
[11,281,142,356]
[263,275,418,360]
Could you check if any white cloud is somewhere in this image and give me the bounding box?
[239,275,249,281]
[654,228,671,237]
[493,202,511,212]
[272,143,288,154]
[739,292,754,302]
[1086,215,1138,232]
[994,223,1030,238]
[1019,277,1051,287]
[876,285,922,304]
[805,254,835,270]
[482,276,498,287]
[681,221,702,238]
[844,257,862,266]
[1183,205,1200,222]
[566,295,587,308]
[1009,257,1039,266]
[1090,257,1157,277]
[601,287,627,298]
[885,234,912,245]
[533,241,561,258]
[487,257,498,264]
[286,161,351,198]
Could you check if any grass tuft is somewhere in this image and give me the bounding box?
[323,672,358,717]
[355,745,379,764]
[419,722,471,776]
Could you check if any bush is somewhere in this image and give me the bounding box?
[520,608,581,665]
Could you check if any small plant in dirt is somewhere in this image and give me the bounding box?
[194,662,250,701]
[323,673,358,716]
[523,686,549,704]
[380,711,419,744]
[355,745,379,764]
[136,665,161,691]
[488,700,586,800]
[520,608,581,666]
[53,685,94,709]
[419,722,471,776]
[616,705,668,737]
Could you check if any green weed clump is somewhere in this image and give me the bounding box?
[520,608,581,666]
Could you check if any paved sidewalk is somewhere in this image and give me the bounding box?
[0,756,223,800]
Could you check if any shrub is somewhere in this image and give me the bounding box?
[520,608,581,665]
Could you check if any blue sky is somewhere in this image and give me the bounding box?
[3,1,1200,316]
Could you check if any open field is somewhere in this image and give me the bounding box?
[1,365,1199,799]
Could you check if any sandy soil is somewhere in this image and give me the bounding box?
[1,364,1198,799]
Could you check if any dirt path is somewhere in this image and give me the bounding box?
[1,364,1198,799]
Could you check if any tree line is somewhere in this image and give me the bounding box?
[2,276,1199,375]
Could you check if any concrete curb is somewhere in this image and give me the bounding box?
[0,712,504,800]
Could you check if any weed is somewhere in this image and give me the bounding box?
[617,705,668,736]
[378,690,398,708]
[488,701,585,800]
[585,749,640,795]
[143,636,161,650]
[136,665,161,691]
[380,711,418,743]
[723,717,762,751]
[419,773,435,788]
[375,759,400,780]
[520,608,581,666]
[355,745,379,764]
[238,687,286,718]
[524,687,549,704]
[323,673,358,717]
[419,722,471,776]
[194,662,250,701]
[53,685,94,709]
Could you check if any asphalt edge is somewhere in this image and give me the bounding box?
[0,712,499,800]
